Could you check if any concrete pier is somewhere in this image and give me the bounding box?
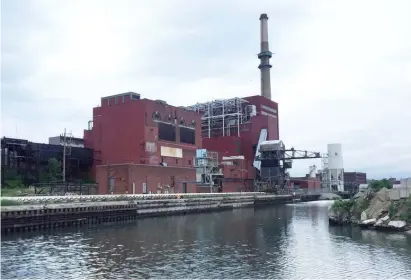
[1,193,293,233]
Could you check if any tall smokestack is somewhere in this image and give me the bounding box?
[258,13,272,99]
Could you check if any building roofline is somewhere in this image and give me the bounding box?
[101,92,140,100]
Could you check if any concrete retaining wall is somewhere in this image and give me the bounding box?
[400,178,411,188]
[1,192,266,205]
[387,187,411,201]
[1,194,292,233]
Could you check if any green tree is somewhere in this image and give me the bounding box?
[40,158,62,182]
[2,169,25,189]
[369,179,393,192]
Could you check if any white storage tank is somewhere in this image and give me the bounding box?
[327,143,344,192]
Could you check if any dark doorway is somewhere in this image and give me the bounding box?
[182,182,187,193]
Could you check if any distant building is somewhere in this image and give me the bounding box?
[1,137,92,185]
[290,177,321,191]
[49,136,85,148]
[388,177,401,185]
[344,172,367,185]
[343,172,367,193]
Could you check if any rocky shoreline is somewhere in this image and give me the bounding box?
[328,188,411,233]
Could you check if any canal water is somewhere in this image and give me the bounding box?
[2,201,411,279]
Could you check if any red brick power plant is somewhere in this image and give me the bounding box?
[83,93,279,194]
[83,14,303,194]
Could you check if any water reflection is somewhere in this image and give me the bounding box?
[2,202,411,279]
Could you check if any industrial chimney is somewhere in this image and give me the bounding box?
[258,13,272,100]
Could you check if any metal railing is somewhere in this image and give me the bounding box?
[32,182,98,196]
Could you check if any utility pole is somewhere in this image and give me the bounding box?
[209,173,213,193]
[62,128,67,182]
[61,128,73,182]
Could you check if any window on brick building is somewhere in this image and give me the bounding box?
[180,126,195,144]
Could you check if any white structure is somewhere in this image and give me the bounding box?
[309,165,317,178]
[186,98,251,138]
[327,143,344,192]
[49,135,84,148]
[359,184,369,191]
[400,177,411,188]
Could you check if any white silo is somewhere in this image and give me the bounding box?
[327,143,344,192]
[308,165,317,178]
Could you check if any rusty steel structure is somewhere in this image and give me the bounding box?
[255,140,322,193]
[1,137,93,186]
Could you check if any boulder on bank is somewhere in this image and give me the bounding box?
[388,221,407,230]
[360,211,368,221]
[375,215,390,226]
[359,218,376,228]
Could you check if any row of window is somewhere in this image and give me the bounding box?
[158,122,196,144]
[161,157,192,166]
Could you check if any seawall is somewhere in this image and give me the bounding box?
[1,193,293,234]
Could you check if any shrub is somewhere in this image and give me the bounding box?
[332,199,355,212]
[401,198,411,223]
[389,202,399,217]
[356,197,370,212]
[0,199,21,206]
[369,179,393,192]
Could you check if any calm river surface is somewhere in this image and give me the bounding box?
[2,201,411,279]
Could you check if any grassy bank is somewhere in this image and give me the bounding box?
[331,196,369,214]
[0,199,22,206]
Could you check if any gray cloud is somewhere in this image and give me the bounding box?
[1,0,410,178]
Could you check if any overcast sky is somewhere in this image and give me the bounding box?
[1,0,410,179]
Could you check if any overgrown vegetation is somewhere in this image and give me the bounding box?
[0,199,22,206]
[1,158,62,197]
[331,185,411,226]
[2,169,25,189]
[39,158,62,183]
[387,196,411,223]
[389,201,400,217]
[397,196,411,223]
[1,169,30,197]
[369,179,393,192]
[357,197,370,212]
[332,199,355,212]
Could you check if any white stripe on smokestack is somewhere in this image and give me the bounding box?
[258,13,272,100]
